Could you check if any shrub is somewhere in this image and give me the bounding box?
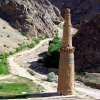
[42,34,61,68]
[0,37,42,75]
[21,32,28,36]
[0,52,9,75]
[48,34,61,55]
[0,53,9,64]
[15,37,41,53]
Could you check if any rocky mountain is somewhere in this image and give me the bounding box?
[0,0,99,37]
[0,0,100,72]
[0,0,62,38]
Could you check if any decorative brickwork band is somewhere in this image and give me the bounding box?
[61,46,75,53]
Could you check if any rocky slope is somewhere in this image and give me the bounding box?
[0,0,62,38]
[0,18,27,54]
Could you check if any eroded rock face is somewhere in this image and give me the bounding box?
[50,0,100,25]
[0,0,62,38]
[50,0,100,72]
[0,0,100,72]
[73,15,100,72]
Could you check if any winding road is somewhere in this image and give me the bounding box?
[8,38,100,100]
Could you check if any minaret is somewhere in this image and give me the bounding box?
[58,8,75,95]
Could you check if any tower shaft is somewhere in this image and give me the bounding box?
[58,8,75,95]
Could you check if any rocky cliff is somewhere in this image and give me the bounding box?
[74,15,100,72]
[50,0,100,72]
[0,0,62,38]
[0,0,100,72]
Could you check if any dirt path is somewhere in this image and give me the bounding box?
[0,75,13,80]
[8,39,56,92]
[8,38,100,100]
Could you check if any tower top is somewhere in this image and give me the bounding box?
[64,8,72,27]
[64,8,71,16]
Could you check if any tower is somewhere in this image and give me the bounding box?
[58,8,75,95]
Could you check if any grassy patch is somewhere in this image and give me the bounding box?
[15,37,42,53]
[0,37,43,75]
[0,76,44,96]
[41,34,61,68]
[0,83,32,96]
[0,63,9,75]
[0,53,9,75]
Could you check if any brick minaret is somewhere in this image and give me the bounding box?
[58,8,75,95]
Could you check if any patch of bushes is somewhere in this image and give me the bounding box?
[21,32,28,36]
[0,82,44,96]
[0,75,44,96]
[15,37,41,53]
[0,37,42,75]
[48,34,61,54]
[41,34,61,68]
[0,53,9,75]
[0,83,32,95]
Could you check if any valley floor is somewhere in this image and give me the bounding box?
[6,39,100,99]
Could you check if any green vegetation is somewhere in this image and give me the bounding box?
[0,37,43,75]
[42,34,61,68]
[48,34,61,55]
[0,53,9,75]
[15,37,41,53]
[0,83,31,95]
[0,37,45,95]
[0,76,44,96]
[0,82,43,96]
[21,32,28,36]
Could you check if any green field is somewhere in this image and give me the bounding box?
[0,38,44,95]
[0,82,43,96]
[0,83,32,95]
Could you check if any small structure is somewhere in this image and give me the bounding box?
[58,8,76,95]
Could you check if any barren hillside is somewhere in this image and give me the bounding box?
[0,18,27,53]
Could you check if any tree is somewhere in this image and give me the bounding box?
[42,34,61,68]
